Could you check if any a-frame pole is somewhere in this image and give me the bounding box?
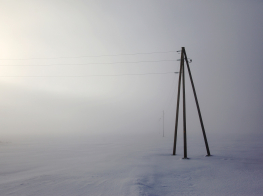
[182,48,188,159]
[183,49,211,156]
[173,48,184,155]
[163,110,164,137]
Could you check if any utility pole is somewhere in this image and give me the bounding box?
[182,50,187,159]
[173,47,211,158]
[173,48,183,155]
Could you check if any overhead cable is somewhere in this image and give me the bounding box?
[0,51,177,61]
[0,72,179,78]
[0,59,177,66]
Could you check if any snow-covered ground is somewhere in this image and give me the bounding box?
[1,132,263,196]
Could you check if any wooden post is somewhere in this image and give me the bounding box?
[173,48,184,155]
[182,48,188,159]
[183,49,211,156]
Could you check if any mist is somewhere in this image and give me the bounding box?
[0,0,263,141]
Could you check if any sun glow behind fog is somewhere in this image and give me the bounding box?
[0,0,161,99]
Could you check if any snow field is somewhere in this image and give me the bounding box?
[0,132,263,196]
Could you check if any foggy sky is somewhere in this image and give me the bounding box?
[0,0,263,139]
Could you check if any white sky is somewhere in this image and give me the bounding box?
[0,0,263,138]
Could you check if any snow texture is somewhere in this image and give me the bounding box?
[1,132,263,196]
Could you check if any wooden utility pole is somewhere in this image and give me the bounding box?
[173,47,211,158]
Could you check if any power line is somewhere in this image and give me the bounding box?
[0,59,177,66]
[0,72,179,78]
[0,51,177,61]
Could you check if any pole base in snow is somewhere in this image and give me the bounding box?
[182,157,189,159]
[205,154,212,157]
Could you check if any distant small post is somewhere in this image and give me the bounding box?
[163,110,164,137]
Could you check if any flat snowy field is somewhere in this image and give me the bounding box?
[1,132,263,196]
